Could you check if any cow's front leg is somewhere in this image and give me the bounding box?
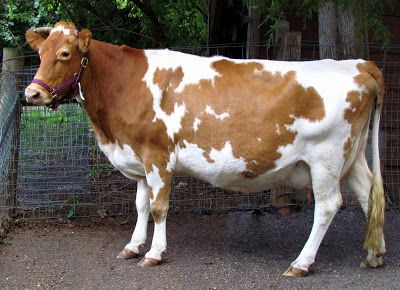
[117,178,150,259]
[138,159,172,267]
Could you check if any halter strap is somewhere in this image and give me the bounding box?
[32,56,88,99]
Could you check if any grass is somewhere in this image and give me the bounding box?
[20,104,89,150]
[18,103,114,177]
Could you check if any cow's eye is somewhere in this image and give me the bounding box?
[59,50,71,60]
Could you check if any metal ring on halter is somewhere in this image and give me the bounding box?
[51,89,59,99]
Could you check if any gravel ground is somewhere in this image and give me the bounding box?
[1,208,399,289]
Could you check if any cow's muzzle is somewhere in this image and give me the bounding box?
[25,86,50,105]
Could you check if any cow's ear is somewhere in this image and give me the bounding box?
[78,29,92,53]
[25,27,51,51]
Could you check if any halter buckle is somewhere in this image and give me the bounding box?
[81,57,88,68]
[51,89,59,99]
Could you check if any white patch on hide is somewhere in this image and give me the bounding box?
[51,25,78,36]
[175,140,247,190]
[193,117,202,132]
[144,49,221,93]
[143,50,226,139]
[152,95,186,139]
[98,142,145,179]
[205,105,229,120]
[166,149,178,173]
[276,124,281,135]
[146,165,165,199]
[253,68,263,76]
[145,218,167,261]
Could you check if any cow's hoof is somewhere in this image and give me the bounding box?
[138,257,161,267]
[117,248,139,259]
[283,266,309,277]
[360,256,383,269]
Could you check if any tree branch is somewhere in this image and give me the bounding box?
[189,0,208,17]
[59,0,81,28]
[131,0,168,47]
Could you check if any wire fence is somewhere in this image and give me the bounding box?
[0,71,19,212]
[1,43,399,219]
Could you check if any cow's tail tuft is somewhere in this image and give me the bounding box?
[363,71,385,264]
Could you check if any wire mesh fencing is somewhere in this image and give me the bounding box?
[0,71,19,212]
[15,100,279,218]
[380,62,400,207]
[0,46,399,220]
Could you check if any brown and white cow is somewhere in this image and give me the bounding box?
[24,22,385,276]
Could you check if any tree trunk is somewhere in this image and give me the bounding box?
[318,0,338,59]
[273,20,289,59]
[337,3,356,59]
[246,6,261,59]
[353,0,369,59]
[318,0,369,60]
[337,0,368,59]
[132,0,168,47]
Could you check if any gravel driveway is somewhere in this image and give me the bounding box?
[1,208,399,289]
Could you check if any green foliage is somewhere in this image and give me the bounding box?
[0,0,66,47]
[151,0,207,48]
[67,195,80,219]
[0,237,12,246]
[0,0,207,50]
[362,0,394,50]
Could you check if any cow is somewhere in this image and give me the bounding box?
[24,22,385,277]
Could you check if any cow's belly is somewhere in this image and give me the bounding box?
[98,142,145,179]
[97,141,313,192]
[175,141,312,192]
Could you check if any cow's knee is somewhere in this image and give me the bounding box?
[150,201,169,224]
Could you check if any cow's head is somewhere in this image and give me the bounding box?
[25,22,92,110]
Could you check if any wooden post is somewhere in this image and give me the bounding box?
[273,20,289,59]
[1,47,23,213]
[282,31,302,60]
[271,186,293,216]
[2,47,24,71]
[246,6,261,59]
[2,47,24,92]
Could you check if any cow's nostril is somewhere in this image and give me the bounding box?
[25,88,42,103]
[31,92,40,100]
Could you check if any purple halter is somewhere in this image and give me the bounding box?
[32,56,88,99]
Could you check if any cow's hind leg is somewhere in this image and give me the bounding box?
[347,154,385,268]
[347,154,371,215]
[117,179,150,259]
[284,164,342,277]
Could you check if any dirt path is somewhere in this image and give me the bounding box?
[1,209,399,289]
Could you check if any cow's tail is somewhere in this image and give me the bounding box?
[363,67,385,266]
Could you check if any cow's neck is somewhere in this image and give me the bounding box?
[78,40,151,146]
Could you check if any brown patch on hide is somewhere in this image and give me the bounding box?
[343,62,384,158]
[152,59,326,177]
[154,67,184,115]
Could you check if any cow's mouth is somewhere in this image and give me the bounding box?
[46,98,65,111]
[45,89,76,111]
